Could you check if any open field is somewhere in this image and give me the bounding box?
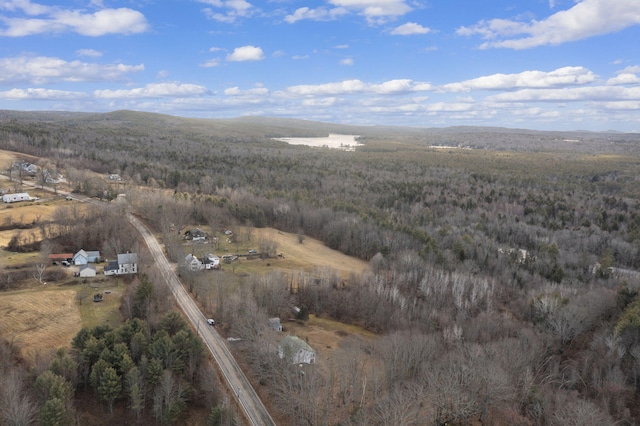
[0,279,125,360]
[0,288,82,359]
[189,226,370,279]
[284,314,377,358]
[0,196,69,247]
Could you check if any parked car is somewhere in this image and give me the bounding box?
[61,260,70,267]
[207,318,215,326]
[248,249,257,254]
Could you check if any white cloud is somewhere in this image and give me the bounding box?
[457,0,640,49]
[439,67,596,92]
[224,86,269,96]
[285,0,411,24]
[200,0,254,23]
[0,87,86,100]
[603,101,640,110]
[340,57,354,66]
[226,45,265,62]
[0,56,143,84]
[329,0,412,24]
[618,65,640,74]
[285,79,431,96]
[391,22,431,35]
[201,58,221,68]
[94,83,210,99]
[607,73,640,85]
[0,4,149,37]
[284,7,347,24]
[302,97,339,107]
[76,49,102,57]
[486,86,640,102]
[0,0,51,15]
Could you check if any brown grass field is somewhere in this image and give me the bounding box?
[194,226,370,279]
[0,288,82,359]
[0,279,125,360]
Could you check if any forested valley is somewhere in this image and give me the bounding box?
[2,110,640,425]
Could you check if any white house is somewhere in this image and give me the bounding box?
[73,250,89,265]
[185,254,204,271]
[278,336,316,364]
[117,253,137,274]
[2,192,33,203]
[72,250,100,265]
[104,252,138,275]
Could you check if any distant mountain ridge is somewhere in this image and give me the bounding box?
[2,110,640,155]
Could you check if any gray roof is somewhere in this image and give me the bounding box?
[118,252,137,264]
[104,260,118,271]
[280,336,315,354]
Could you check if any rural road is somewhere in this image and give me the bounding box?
[1,172,275,426]
[128,214,277,426]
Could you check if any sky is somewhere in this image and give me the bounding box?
[1,0,640,131]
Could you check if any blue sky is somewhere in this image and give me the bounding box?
[1,0,640,131]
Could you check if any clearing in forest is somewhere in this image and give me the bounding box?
[0,288,82,360]
[215,227,370,279]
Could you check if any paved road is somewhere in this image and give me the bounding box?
[128,214,276,426]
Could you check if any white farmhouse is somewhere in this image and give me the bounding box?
[104,252,138,275]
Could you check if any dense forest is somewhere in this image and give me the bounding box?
[2,110,640,425]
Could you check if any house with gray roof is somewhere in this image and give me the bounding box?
[104,252,138,275]
[278,335,316,364]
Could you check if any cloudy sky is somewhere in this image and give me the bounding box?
[1,0,640,131]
